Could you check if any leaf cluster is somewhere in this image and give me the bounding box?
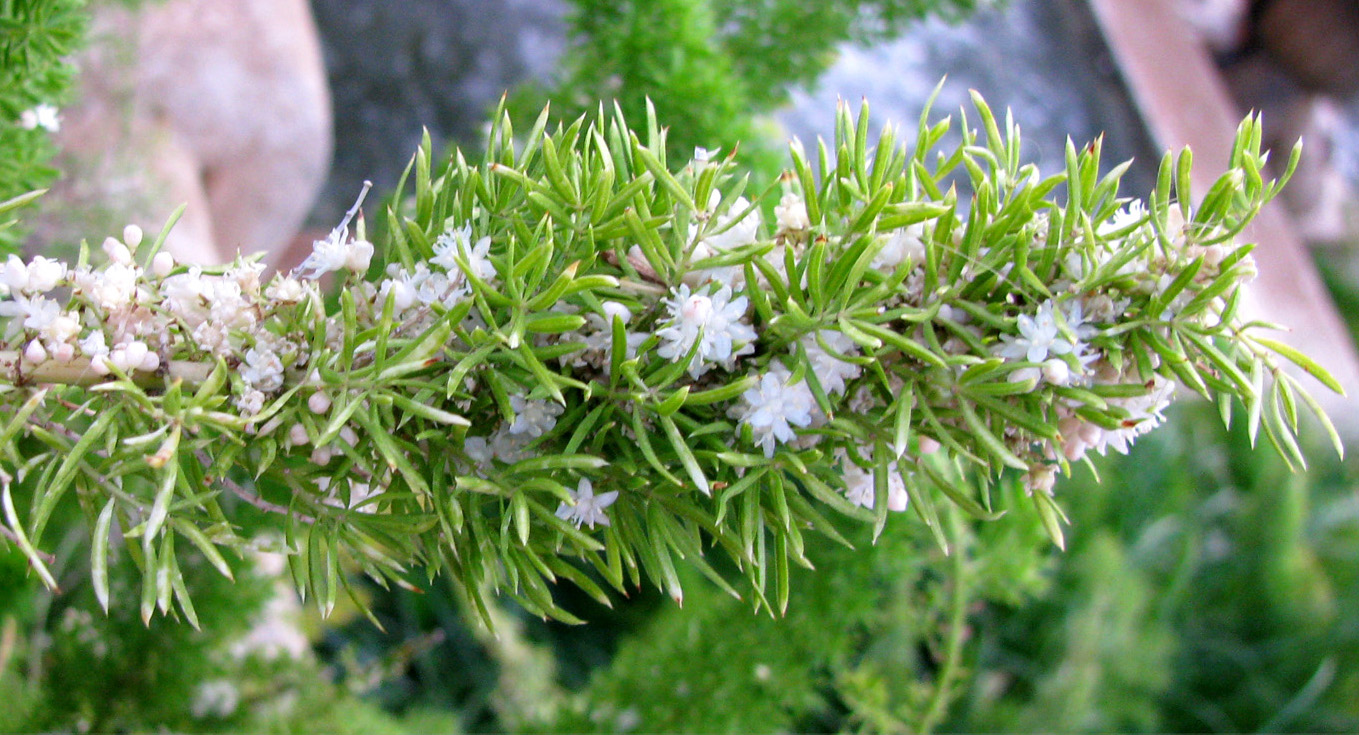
[0,93,1339,630]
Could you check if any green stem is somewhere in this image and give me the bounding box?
[917,506,968,735]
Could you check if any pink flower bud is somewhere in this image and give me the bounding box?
[308,391,332,414]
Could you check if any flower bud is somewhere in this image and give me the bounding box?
[601,300,632,325]
[123,341,149,371]
[23,340,46,364]
[308,391,332,414]
[140,350,160,372]
[2,255,29,292]
[310,446,333,465]
[152,251,175,278]
[123,224,144,250]
[288,423,310,446]
[51,343,75,363]
[346,239,374,273]
[102,236,133,266]
[1042,358,1071,386]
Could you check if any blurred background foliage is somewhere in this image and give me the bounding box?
[3,0,1358,731]
[507,0,991,186]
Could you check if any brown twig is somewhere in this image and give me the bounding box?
[0,525,57,565]
[196,451,315,525]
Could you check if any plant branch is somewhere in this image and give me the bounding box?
[917,506,969,735]
[0,524,57,565]
[196,452,315,525]
[0,351,214,387]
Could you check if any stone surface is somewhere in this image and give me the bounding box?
[779,0,1159,196]
[42,0,333,266]
[307,0,568,225]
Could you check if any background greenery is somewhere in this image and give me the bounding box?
[2,0,1356,731]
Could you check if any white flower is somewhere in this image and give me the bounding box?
[735,364,816,457]
[841,451,909,512]
[555,478,619,529]
[108,341,157,372]
[265,275,307,303]
[39,311,80,345]
[80,330,109,359]
[0,294,60,333]
[800,330,861,396]
[996,300,1073,363]
[508,395,563,438]
[774,192,810,232]
[1041,358,1071,386]
[191,680,240,719]
[241,348,285,392]
[296,231,349,279]
[656,284,756,378]
[701,193,760,253]
[378,274,418,312]
[871,224,927,272]
[227,261,266,295]
[1098,200,1148,237]
[601,300,632,324]
[432,225,495,283]
[80,263,140,310]
[1059,377,1177,459]
[18,103,60,132]
[414,270,466,308]
[345,239,374,273]
[236,388,267,416]
[24,257,66,293]
[463,436,494,468]
[0,255,28,292]
[192,321,232,356]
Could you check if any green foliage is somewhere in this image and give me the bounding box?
[511,0,990,182]
[0,537,462,732]
[531,505,1051,733]
[0,94,1335,634]
[0,0,85,252]
[951,404,1359,733]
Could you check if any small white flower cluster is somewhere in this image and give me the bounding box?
[839,449,909,512]
[464,394,564,469]
[656,283,756,378]
[733,362,817,458]
[360,224,495,329]
[294,225,373,281]
[18,103,60,133]
[1057,374,1176,461]
[995,299,1102,388]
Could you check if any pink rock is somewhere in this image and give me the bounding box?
[46,0,332,266]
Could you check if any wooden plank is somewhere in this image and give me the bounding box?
[1088,0,1359,428]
